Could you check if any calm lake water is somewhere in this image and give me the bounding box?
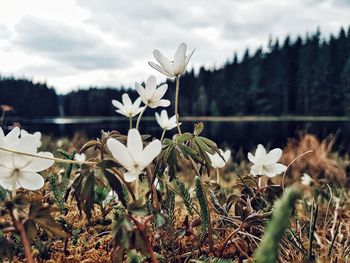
[6,116,350,153]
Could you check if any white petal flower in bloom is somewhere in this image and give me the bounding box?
[301,173,313,186]
[148,42,195,77]
[74,153,86,162]
[248,144,287,177]
[135,75,170,108]
[112,93,143,118]
[155,110,179,130]
[0,132,54,191]
[107,129,162,182]
[208,149,231,169]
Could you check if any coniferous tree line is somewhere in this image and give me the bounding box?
[0,77,58,117]
[1,27,350,117]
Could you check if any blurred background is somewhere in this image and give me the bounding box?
[0,0,350,152]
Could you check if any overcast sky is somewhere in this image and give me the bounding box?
[0,0,349,94]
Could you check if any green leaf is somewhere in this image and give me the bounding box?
[194,122,204,136]
[98,160,127,208]
[28,201,67,239]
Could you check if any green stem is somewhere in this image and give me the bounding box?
[136,105,147,130]
[129,116,133,129]
[175,76,182,134]
[160,129,166,142]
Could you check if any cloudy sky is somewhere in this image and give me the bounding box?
[0,0,349,93]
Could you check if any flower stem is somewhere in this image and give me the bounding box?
[10,208,34,263]
[135,176,139,200]
[129,116,133,129]
[136,105,147,130]
[0,146,97,165]
[160,129,166,142]
[216,168,220,185]
[175,76,182,134]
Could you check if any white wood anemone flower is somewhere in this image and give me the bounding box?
[155,110,179,130]
[0,129,54,191]
[248,144,287,177]
[107,129,162,182]
[74,153,86,162]
[148,42,195,77]
[112,93,143,118]
[208,149,231,169]
[135,75,170,108]
[301,173,313,186]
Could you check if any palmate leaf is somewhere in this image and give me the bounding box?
[27,200,67,239]
[97,160,128,208]
[66,168,95,222]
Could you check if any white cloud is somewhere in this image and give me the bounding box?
[0,0,349,93]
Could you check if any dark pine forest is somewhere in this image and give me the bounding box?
[1,28,350,117]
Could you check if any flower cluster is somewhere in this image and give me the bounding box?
[111,43,194,131]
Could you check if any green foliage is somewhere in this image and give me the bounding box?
[254,187,300,263]
[163,190,175,226]
[0,185,7,201]
[195,176,210,234]
[49,149,76,213]
[176,180,193,216]
[26,199,67,240]
[66,168,96,222]
[97,160,128,208]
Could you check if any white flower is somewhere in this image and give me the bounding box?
[148,42,195,77]
[107,129,162,182]
[20,129,42,148]
[0,130,54,191]
[301,173,313,186]
[112,93,143,118]
[155,110,179,130]
[208,149,231,169]
[248,144,287,177]
[135,75,170,108]
[74,153,86,162]
[102,190,118,207]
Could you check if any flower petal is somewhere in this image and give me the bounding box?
[148,62,173,77]
[107,138,134,169]
[265,148,283,164]
[185,48,195,66]
[254,144,266,164]
[174,43,186,74]
[152,84,168,102]
[127,129,143,162]
[4,127,20,147]
[124,171,138,182]
[112,99,123,110]
[247,152,255,163]
[135,82,145,99]
[263,163,287,177]
[122,93,132,107]
[0,166,17,190]
[149,99,170,109]
[250,164,262,176]
[223,150,231,163]
[140,140,162,168]
[17,171,44,190]
[153,50,173,74]
[24,152,54,172]
[145,75,157,99]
